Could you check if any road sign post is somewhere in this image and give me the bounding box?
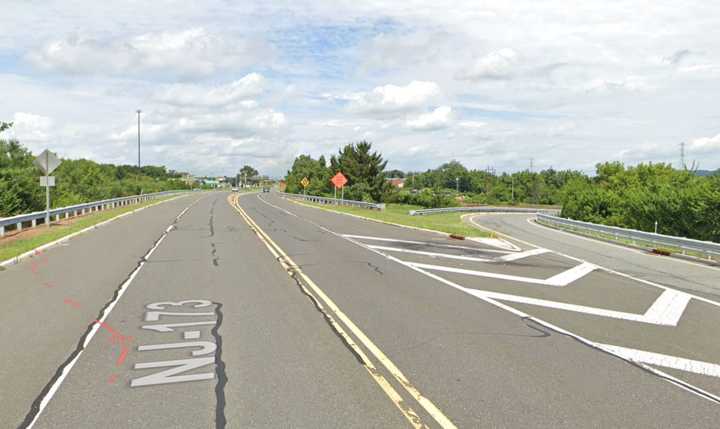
[330,172,347,204]
[34,149,61,228]
[300,177,310,195]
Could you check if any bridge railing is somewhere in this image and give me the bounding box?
[409,206,560,216]
[278,192,385,210]
[536,213,720,261]
[0,190,187,237]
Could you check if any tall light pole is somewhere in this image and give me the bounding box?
[455,177,460,193]
[511,175,515,204]
[136,109,142,168]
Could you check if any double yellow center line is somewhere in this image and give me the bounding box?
[228,194,457,429]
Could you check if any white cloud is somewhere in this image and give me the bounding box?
[407,106,453,130]
[459,48,519,80]
[348,81,441,116]
[27,28,271,78]
[583,75,652,93]
[4,1,720,176]
[176,109,286,135]
[458,120,487,129]
[690,133,720,153]
[8,112,54,146]
[155,73,266,107]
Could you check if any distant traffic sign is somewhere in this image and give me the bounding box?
[331,172,347,189]
[34,149,61,175]
[300,177,310,188]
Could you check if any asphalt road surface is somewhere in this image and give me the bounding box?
[2,191,719,428]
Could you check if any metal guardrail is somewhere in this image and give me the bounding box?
[536,213,720,260]
[278,192,385,210]
[0,190,187,237]
[409,206,560,216]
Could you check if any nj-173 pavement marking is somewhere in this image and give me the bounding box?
[132,299,228,428]
[257,193,720,405]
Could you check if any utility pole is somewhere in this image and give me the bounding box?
[137,110,142,168]
[680,142,686,170]
[530,158,538,204]
[511,175,515,204]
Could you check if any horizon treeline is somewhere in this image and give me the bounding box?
[1,127,190,217]
[285,142,720,241]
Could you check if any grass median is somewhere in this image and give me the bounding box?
[0,195,184,264]
[298,201,489,237]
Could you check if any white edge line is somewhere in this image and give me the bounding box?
[1,194,190,268]
[25,197,200,428]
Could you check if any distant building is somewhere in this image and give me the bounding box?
[387,177,405,189]
[181,173,196,186]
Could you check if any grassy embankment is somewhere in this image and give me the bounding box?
[299,202,490,237]
[0,195,183,264]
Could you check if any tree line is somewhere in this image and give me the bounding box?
[1,122,190,217]
[560,162,720,241]
[285,141,720,241]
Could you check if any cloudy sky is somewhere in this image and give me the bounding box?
[1,1,719,176]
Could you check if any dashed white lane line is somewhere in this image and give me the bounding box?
[366,245,492,263]
[599,343,720,378]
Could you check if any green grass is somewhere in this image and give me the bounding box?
[0,195,182,262]
[301,202,489,237]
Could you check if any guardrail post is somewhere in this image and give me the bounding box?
[31,219,37,227]
[0,225,4,237]
[17,222,22,232]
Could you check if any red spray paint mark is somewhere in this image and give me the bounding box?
[95,320,134,367]
[63,298,81,309]
[28,248,133,381]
